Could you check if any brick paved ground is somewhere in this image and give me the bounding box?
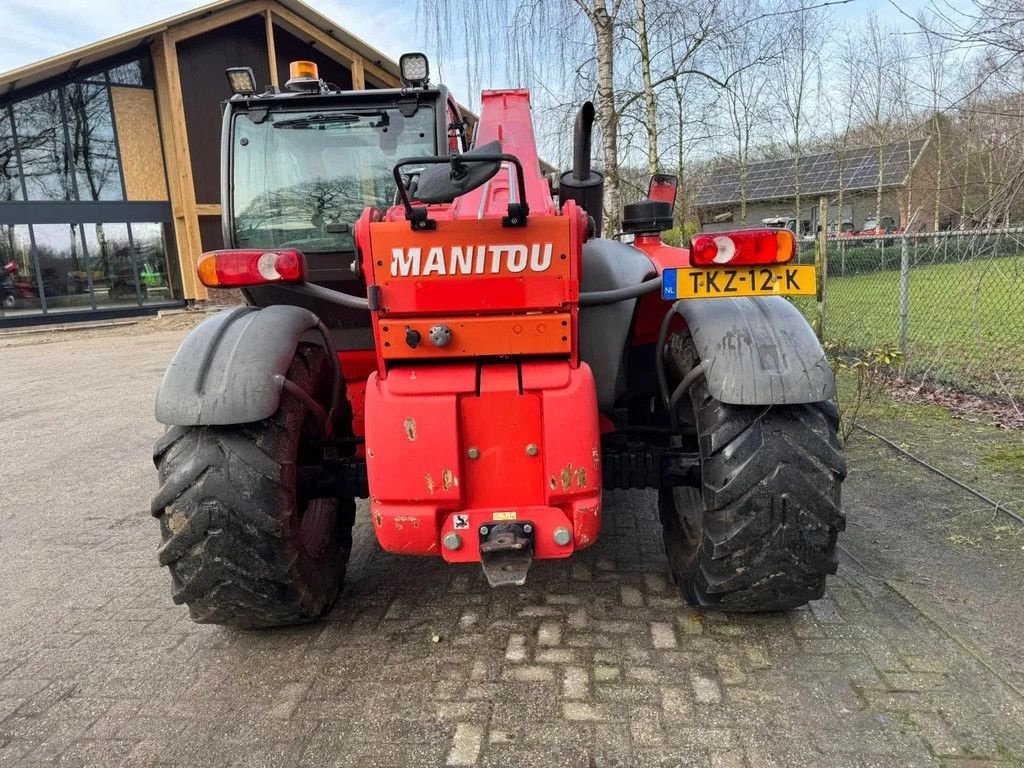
[2,330,1023,767]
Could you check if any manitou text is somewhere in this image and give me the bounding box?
[390,243,554,277]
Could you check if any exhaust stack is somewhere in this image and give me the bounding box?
[558,102,604,235]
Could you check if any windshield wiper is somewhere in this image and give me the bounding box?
[273,111,389,129]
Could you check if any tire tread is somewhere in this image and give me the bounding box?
[151,345,351,628]
[661,333,847,612]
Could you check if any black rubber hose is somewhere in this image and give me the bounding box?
[283,263,661,310]
[315,319,342,428]
[284,281,370,310]
[279,377,329,437]
[655,300,683,409]
[578,275,663,306]
[668,364,705,428]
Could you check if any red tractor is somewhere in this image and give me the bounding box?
[152,56,845,627]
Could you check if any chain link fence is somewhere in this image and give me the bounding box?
[795,228,1024,402]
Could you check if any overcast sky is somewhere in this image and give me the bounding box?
[0,0,427,74]
[1,0,931,80]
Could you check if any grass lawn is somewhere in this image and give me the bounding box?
[796,255,1024,398]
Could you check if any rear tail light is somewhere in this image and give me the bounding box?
[689,229,796,267]
[197,249,306,288]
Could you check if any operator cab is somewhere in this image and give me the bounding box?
[219,55,470,345]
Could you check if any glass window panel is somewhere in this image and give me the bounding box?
[65,82,123,201]
[0,108,23,202]
[232,105,436,252]
[107,59,149,87]
[14,90,75,201]
[0,224,43,316]
[30,223,95,313]
[82,222,137,307]
[129,222,175,303]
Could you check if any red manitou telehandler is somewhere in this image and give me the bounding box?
[152,55,845,627]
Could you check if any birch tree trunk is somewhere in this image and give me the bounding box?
[594,0,621,235]
[636,0,659,178]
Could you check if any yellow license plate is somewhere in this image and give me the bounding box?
[664,264,817,299]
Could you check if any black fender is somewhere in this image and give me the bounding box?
[578,239,657,411]
[678,296,834,405]
[155,305,322,426]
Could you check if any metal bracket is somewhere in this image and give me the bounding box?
[397,95,420,118]
[502,202,530,228]
[478,522,534,587]
[367,285,381,311]
[407,205,437,231]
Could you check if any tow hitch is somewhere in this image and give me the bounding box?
[479,522,535,587]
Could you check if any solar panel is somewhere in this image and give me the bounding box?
[694,138,928,206]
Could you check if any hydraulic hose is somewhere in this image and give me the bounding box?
[315,319,342,427]
[282,265,662,310]
[667,364,705,428]
[578,275,663,306]
[654,299,705,427]
[285,281,370,310]
[655,300,683,409]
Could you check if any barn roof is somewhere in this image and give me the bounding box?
[694,137,929,207]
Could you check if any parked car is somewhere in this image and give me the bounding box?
[857,216,901,237]
[763,216,811,235]
[762,216,815,241]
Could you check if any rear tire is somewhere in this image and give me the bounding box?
[151,344,353,628]
[659,334,846,611]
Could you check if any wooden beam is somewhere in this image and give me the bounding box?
[151,31,207,301]
[168,1,270,42]
[196,204,223,217]
[269,6,400,87]
[264,9,279,88]
[350,57,365,90]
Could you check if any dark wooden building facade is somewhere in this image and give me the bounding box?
[0,0,403,324]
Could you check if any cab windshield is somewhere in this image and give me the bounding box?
[231,105,436,252]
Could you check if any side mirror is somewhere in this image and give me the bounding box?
[414,140,504,204]
[392,142,531,230]
[648,174,678,212]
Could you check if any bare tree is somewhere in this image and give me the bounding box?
[819,29,862,237]
[635,0,658,177]
[848,13,905,228]
[712,1,778,224]
[915,10,955,230]
[910,0,1024,228]
[776,0,826,232]
[421,0,632,234]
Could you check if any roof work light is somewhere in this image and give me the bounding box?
[399,52,430,87]
[225,67,257,96]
